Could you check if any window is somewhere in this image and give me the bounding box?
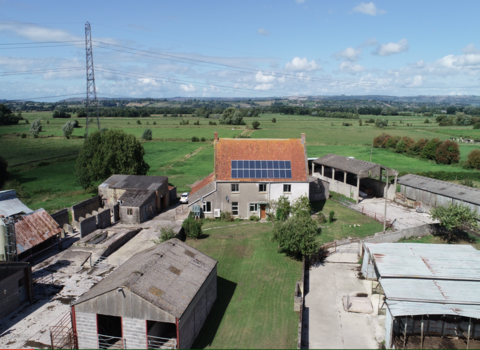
[259,184,267,192]
[284,184,292,193]
[232,202,239,216]
[203,201,212,213]
[249,203,259,212]
[127,208,133,215]
[231,184,239,193]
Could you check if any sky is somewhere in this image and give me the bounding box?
[1,0,480,100]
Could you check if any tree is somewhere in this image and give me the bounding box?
[466,149,480,169]
[421,138,441,160]
[182,213,203,239]
[290,195,312,218]
[430,203,478,242]
[52,108,71,118]
[275,195,291,221]
[271,215,319,258]
[375,119,388,128]
[385,136,400,149]
[473,123,480,129]
[76,109,87,118]
[75,130,150,189]
[251,121,260,129]
[435,140,460,164]
[29,118,42,138]
[142,129,152,141]
[408,138,428,155]
[0,155,7,189]
[0,104,21,126]
[272,118,276,123]
[219,107,245,125]
[373,133,392,148]
[62,121,75,139]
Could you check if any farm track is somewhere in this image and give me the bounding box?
[10,152,79,167]
[157,144,210,171]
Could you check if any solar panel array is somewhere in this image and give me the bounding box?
[231,160,292,179]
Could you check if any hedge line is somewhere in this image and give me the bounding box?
[398,171,480,182]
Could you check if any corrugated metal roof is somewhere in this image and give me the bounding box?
[398,174,480,206]
[100,175,168,191]
[365,243,480,280]
[0,190,33,217]
[73,239,217,319]
[387,300,480,318]
[118,189,155,207]
[313,154,398,177]
[15,209,62,253]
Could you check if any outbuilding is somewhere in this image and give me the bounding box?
[72,239,217,349]
[0,261,33,319]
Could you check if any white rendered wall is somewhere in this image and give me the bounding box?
[270,183,309,203]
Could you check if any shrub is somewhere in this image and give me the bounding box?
[249,214,260,221]
[358,119,362,126]
[421,138,442,160]
[396,136,415,153]
[29,118,42,138]
[373,133,392,148]
[159,226,176,242]
[142,129,152,141]
[272,118,276,123]
[368,118,375,123]
[153,121,157,125]
[208,121,217,125]
[21,133,26,139]
[182,213,203,239]
[0,155,7,189]
[47,120,50,124]
[435,140,460,164]
[408,138,428,155]
[191,136,199,142]
[328,211,335,223]
[473,123,480,129]
[375,119,388,128]
[424,118,430,123]
[460,178,476,188]
[200,137,206,142]
[52,109,71,119]
[385,136,400,149]
[271,215,319,258]
[252,121,260,129]
[146,121,149,125]
[466,149,480,170]
[136,120,141,125]
[220,211,234,222]
[275,195,291,221]
[62,121,75,139]
[71,120,79,128]
[317,213,326,224]
[100,128,108,133]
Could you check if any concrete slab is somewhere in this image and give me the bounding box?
[303,261,382,349]
[353,198,437,229]
[343,296,373,314]
[326,243,359,263]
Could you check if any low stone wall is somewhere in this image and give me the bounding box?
[96,209,111,229]
[72,196,102,222]
[79,216,97,238]
[50,209,69,228]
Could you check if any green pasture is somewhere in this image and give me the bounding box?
[188,222,301,349]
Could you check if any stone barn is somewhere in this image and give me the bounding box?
[72,239,217,349]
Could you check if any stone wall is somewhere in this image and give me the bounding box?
[50,209,69,228]
[75,310,98,349]
[96,209,111,229]
[169,186,177,204]
[309,178,329,201]
[72,196,102,222]
[79,216,97,238]
[123,317,147,349]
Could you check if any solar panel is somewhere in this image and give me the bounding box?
[231,160,293,179]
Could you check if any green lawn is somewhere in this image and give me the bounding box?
[188,222,301,349]
[398,234,480,250]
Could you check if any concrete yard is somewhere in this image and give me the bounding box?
[353,198,437,230]
[303,243,384,349]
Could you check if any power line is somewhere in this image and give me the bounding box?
[0,44,81,50]
[0,67,83,76]
[6,92,85,101]
[0,40,83,45]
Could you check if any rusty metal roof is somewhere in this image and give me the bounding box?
[15,209,62,253]
[313,154,398,177]
[0,190,33,218]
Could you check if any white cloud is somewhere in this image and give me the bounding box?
[255,71,276,83]
[254,83,273,90]
[285,57,321,71]
[0,22,81,42]
[257,28,270,36]
[462,43,480,54]
[373,39,409,56]
[407,75,424,87]
[351,2,386,16]
[180,84,197,92]
[334,47,362,61]
[359,37,378,47]
[339,61,366,74]
[278,76,286,83]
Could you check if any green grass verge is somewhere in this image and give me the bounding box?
[398,234,480,250]
[188,222,301,349]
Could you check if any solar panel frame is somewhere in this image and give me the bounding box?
[231,160,292,179]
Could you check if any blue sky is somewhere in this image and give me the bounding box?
[1,0,480,100]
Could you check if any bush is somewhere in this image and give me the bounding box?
[375,119,388,128]
[385,136,400,149]
[100,128,108,133]
[136,120,141,125]
[159,226,176,242]
[52,109,71,119]
[0,155,7,189]
[275,195,291,221]
[396,136,415,153]
[408,138,428,155]
[317,213,326,224]
[71,120,79,128]
[200,137,206,142]
[272,118,276,123]
[29,118,42,138]
[368,118,375,123]
[466,149,480,170]
[435,140,460,165]
[62,121,75,139]
[191,136,199,142]
[249,214,260,221]
[421,138,441,160]
[21,133,26,139]
[142,129,152,141]
[460,178,476,188]
[328,211,335,223]
[182,213,203,239]
[220,211,234,222]
[271,215,319,258]
[424,118,430,123]
[373,133,392,148]
[153,121,157,125]
[252,121,260,129]
[208,121,217,125]
[473,123,480,129]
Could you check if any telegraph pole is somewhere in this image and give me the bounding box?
[85,22,100,138]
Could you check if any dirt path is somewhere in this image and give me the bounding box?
[157,145,209,171]
[239,128,255,137]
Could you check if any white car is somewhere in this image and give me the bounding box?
[180,192,189,204]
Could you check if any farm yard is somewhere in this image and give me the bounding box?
[1,110,480,212]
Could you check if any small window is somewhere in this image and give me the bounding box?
[232,202,239,216]
[284,184,292,193]
[249,203,258,212]
[231,184,239,193]
[203,201,212,213]
[127,208,133,215]
[259,184,267,192]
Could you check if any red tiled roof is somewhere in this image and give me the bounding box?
[15,209,62,253]
[215,138,308,182]
[190,173,215,195]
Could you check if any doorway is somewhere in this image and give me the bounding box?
[260,204,266,219]
[97,314,123,349]
[146,320,177,349]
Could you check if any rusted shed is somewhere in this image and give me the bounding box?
[313,154,398,178]
[15,209,62,253]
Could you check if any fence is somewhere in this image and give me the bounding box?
[147,335,177,349]
[360,205,394,228]
[50,310,75,349]
[98,334,125,349]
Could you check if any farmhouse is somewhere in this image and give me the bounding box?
[72,239,217,349]
[396,174,480,214]
[361,243,480,349]
[98,175,170,224]
[312,154,398,203]
[188,132,310,219]
[0,261,33,319]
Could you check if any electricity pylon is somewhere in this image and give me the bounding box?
[85,21,100,138]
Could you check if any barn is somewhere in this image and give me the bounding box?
[72,239,217,349]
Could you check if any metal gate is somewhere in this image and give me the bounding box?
[50,311,76,349]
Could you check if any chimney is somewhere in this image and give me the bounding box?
[214,131,218,142]
[301,133,306,144]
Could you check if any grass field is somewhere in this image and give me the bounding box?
[398,233,480,250]
[187,222,301,349]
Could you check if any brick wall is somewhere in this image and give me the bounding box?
[123,317,147,349]
[75,311,98,349]
[0,270,22,319]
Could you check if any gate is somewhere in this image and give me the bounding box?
[50,311,76,349]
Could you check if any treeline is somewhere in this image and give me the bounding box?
[436,113,480,127]
[0,104,23,125]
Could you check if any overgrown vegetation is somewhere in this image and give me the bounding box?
[0,155,7,189]
[430,203,478,242]
[182,213,203,239]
